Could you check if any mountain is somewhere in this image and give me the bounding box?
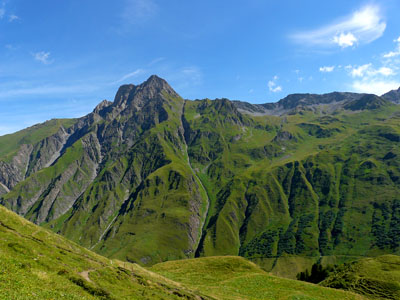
[1,75,400,278]
[234,91,395,115]
[0,203,363,299]
[382,87,400,104]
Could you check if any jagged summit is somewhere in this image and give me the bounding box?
[113,75,179,109]
[93,99,113,114]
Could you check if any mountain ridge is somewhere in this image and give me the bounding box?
[0,75,400,277]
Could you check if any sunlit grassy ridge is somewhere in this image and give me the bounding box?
[152,256,365,300]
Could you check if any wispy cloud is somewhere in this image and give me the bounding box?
[113,68,144,84]
[0,84,98,99]
[0,2,19,23]
[292,5,385,49]
[121,0,158,25]
[161,66,203,93]
[352,80,400,95]
[347,60,399,95]
[33,51,53,65]
[181,67,202,85]
[268,76,282,93]
[8,14,19,22]
[148,57,165,66]
[383,36,400,58]
[349,64,395,78]
[319,66,335,72]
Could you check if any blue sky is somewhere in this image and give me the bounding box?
[1,0,400,135]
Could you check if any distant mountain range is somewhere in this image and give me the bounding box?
[1,75,399,277]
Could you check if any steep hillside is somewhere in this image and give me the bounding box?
[0,204,207,299]
[1,75,208,266]
[0,203,365,299]
[1,75,400,278]
[321,255,400,299]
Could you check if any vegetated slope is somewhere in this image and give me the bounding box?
[321,255,400,300]
[152,256,365,300]
[0,118,76,194]
[0,204,208,299]
[0,75,400,277]
[186,98,400,277]
[1,76,208,266]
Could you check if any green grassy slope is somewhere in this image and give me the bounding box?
[0,203,366,300]
[321,255,400,300]
[184,101,400,276]
[0,118,75,162]
[0,204,209,300]
[152,256,365,300]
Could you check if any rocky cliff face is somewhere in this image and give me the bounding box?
[1,76,400,274]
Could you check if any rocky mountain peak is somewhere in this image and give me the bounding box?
[382,86,400,104]
[113,75,179,110]
[136,75,178,99]
[93,99,113,114]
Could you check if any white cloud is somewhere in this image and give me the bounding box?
[268,76,282,93]
[349,64,395,78]
[319,66,335,72]
[384,51,399,58]
[8,14,19,22]
[0,8,4,19]
[292,5,385,49]
[377,67,395,76]
[333,32,357,48]
[352,80,400,95]
[113,69,144,84]
[383,36,400,58]
[33,51,53,64]
[350,64,372,77]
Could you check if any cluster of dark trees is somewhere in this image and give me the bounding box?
[296,263,335,283]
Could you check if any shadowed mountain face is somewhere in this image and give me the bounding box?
[1,76,400,275]
[382,87,400,104]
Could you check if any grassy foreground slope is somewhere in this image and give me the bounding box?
[0,203,365,300]
[0,204,207,300]
[152,256,365,300]
[321,255,400,300]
